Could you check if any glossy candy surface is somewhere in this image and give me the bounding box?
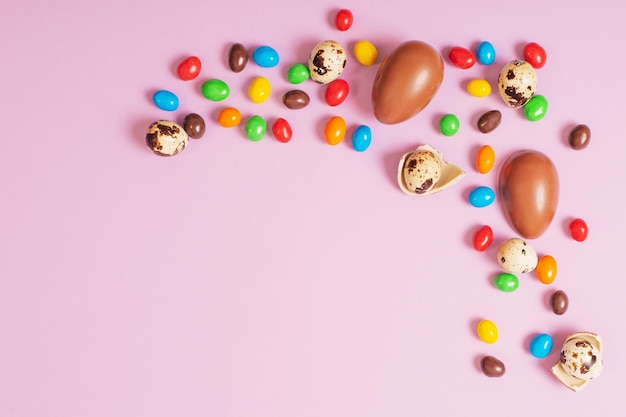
[152,90,179,111]
[467,79,491,97]
[252,45,279,68]
[228,43,248,73]
[372,41,444,124]
[183,113,205,139]
[439,114,459,136]
[481,356,506,377]
[325,79,349,106]
[569,124,591,150]
[177,56,201,81]
[473,225,493,252]
[287,63,309,84]
[217,107,242,128]
[272,118,292,143]
[498,150,559,239]
[477,319,498,344]
[351,125,371,152]
[468,186,495,208]
[524,95,548,121]
[536,255,557,284]
[569,218,589,241]
[283,90,310,109]
[248,76,271,104]
[550,290,569,315]
[335,9,353,31]
[477,110,501,133]
[476,41,496,65]
[201,79,230,101]
[529,333,553,358]
[494,273,519,292]
[324,116,346,146]
[354,40,378,66]
[476,145,495,174]
[245,115,267,142]
[448,46,475,69]
[523,42,547,69]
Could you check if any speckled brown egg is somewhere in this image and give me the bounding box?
[308,40,347,84]
[497,60,537,108]
[401,150,442,194]
[146,120,188,156]
[496,237,538,274]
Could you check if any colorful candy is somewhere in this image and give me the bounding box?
[335,8,353,31]
[244,115,267,142]
[228,43,248,73]
[272,118,292,143]
[201,79,230,101]
[217,107,242,128]
[481,356,505,377]
[476,41,496,65]
[439,114,459,136]
[494,273,519,292]
[248,76,271,104]
[550,290,569,315]
[177,56,202,81]
[524,95,548,121]
[282,90,310,109]
[252,45,279,68]
[536,255,557,284]
[287,63,309,84]
[324,116,346,146]
[476,145,495,174]
[152,90,179,111]
[467,79,491,97]
[448,46,475,69]
[325,79,349,106]
[353,40,378,66]
[351,125,371,152]
[523,42,547,69]
[529,333,553,358]
[473,225,493,252]
[183,113,205,139]
[569,218,589,241]
[468,186,495,208]
[477,110,501,133]
[477,319,498,344]
[569,124,591,150]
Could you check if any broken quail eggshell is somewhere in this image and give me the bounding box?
[146,120,188,156]
[496,237,538,274]
[552,332,603,392]
[397,144,465,195]
[497,60,537,108]
[308,40,347,84]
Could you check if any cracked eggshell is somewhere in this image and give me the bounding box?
[497,60,537,108]
[496,237,538,274]
[552,332,603,392]
[397,144,465,196]
[308,40,347,84]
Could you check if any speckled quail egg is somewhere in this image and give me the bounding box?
[308,40,347,84]
[552,332,603,392]
[496,237,538,274]
[146,120,189,156]
[397,144,465,196]
[497,60,537,108]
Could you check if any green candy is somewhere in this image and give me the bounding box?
[201,79,230,101]
[494,273,519,292]
[245,115,266,142]
[524,95,548,121]
[439,113,460,136]
[287,63,309,84]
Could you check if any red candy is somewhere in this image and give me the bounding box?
[448,47,476,69]
[272,118,292,143]
[569,218,588,242]
[335,9,353,31]
[325,79,349,106]
[473,225,494,252]
[177,56,202,81]
[523,42,547,69]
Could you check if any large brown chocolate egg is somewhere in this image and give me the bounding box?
[372,41,444,124]
[498,150,559,239]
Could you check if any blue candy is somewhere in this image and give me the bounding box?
[476,41,496,65]
[468,186,495,207]
[351,125,372,152]
[252,46,280,68]
[529,333,553,358]
[152,90,179,111]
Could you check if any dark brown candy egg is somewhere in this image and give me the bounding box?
[568,124,591,150]
[183,113,206,139]
[481,355,506,377]
[228,43,248,73]
[477,110,501,133]
[550,290,569,315]
[282,90,310,109]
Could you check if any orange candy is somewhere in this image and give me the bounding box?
[324,116,346,145]
[217,107,242,128]
[476,145,495,174]
[536,255,557,284]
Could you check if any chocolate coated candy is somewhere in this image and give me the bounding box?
[481,356,505,377]
[477,110,501,133]
[568,124,591,150]
[498,150,559,239]
[282,90,310,109]
[550,290,569,315]
[183,113,205,139]
[228,43,248,73]
[372,40,444,124]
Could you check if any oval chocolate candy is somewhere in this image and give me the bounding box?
[481,355,505,377]
[568,124,590,150]
[183,113,206,139]
[282,90,310,109]
[477,110,501,133]
[228,43,248,73]
[550,290,569,315]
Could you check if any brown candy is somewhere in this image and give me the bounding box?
[282,90,310,109]
[477,110,501,133]
[498,150,559,239]
[183,113,205,139]
[481,356,506,377]
[568,124,591,150]
[550,290,569,315]
[228,43,248,73]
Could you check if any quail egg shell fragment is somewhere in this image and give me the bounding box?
[552,332,603,392]
[397,144,465,195]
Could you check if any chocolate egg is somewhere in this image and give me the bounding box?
[372,41,444,124]
[498,150,559,239]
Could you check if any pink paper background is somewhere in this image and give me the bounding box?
[2,1,625,416]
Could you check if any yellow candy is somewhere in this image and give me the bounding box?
[476,145,495,174]
[353,40,378,66]
[467,79,491,97]
[324,116,346,145]
[248,76,271,104]
[477,319,498,344]
[217,107,242,128]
